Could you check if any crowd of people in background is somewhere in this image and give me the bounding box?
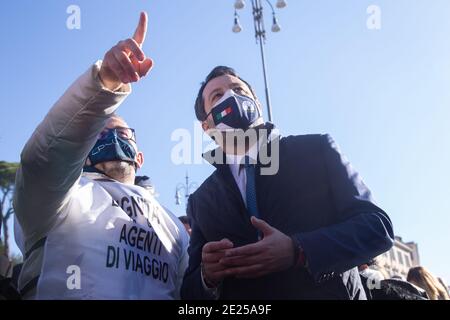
[406,266,449,300]
[358,258,449,300]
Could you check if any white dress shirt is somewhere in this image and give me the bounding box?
[225,140,260,207]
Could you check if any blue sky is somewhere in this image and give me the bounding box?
[1,1,450,282]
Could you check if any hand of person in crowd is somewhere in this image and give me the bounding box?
[220,217,295,279]
[99,11,153,90]
[201,238,234,287]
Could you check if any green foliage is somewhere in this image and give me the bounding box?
[0,161,20,258]
[0,161,19,190]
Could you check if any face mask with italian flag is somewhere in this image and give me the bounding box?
[207,89,263,132]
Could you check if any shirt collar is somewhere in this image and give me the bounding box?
[225,138,260,168]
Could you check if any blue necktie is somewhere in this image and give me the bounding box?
[244,156,260,219]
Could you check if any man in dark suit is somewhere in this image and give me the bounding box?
[180,66,394,300]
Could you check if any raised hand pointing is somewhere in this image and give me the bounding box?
[99,12,154,90]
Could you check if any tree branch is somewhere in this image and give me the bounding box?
[5,206,14,221]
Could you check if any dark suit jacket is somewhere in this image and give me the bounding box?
[181,126,394,300]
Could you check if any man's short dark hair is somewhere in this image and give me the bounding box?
[194,66,256,121]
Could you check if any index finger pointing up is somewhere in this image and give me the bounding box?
[133,11,148,45]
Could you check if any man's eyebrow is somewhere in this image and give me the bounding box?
[231,83,246,89]
[207,88,222,102]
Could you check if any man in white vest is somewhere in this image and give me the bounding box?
[13,12,189,299]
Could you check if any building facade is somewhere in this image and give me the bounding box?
[376,236,420,279]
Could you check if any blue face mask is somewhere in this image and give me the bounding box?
[87,129,137,166]
[206,90,263,131]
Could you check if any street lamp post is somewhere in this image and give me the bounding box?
[232,0,287,123]
[175,172,198,209]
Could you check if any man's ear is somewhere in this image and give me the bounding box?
[135,151,144,169]
[201,120,210,132]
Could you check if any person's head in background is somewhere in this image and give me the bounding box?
[178,216,191,236]
[358,258,387,281]
[135,175,156,195]
[358,259,375,272]
[407,266,450,300]
[85,114,144,184]
[195,66,265,155]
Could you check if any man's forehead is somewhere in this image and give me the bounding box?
[203,74,247,97]
[105,117,128,129]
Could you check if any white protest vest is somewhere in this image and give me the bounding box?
[34,173,189,299]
